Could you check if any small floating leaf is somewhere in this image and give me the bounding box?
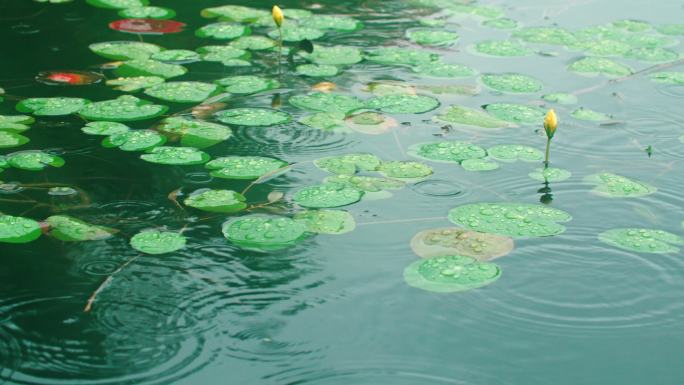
[214,108,290,126]
[406,28,459,46]
[365,94,439,114]
[437,105,511,128]
[222,215,309,251]
[481,73,542,93]
[542,93,578,105]
[568,57,632,77]
[0,215,41,243]
[528,167,572,182]
[488,144,543,162]
[151,49,200,63]
[314,153,381,175]
[412,61,475,78]
[0,115,34,133]
[378,161,433,180]
[449,202,572,237]
[484,103,545,124]
[344,112,397,134]
[215,75,279,94]
[293,183,363,208]
[106,76,165,92]
[571,107,611,121]
[205,156,287,180]
[461,158,499,171]
[296,64,339,77]
[196,22,250,40]
[365,47,440,66]
[299,112,347,132]
[102,129,165,151]
[16,97,90,116]
[585,173,656,198]
[130,230,186,254]
[89,41,162,60]
[7,151,65,171]
[294,209,355,234]
[0,132,29,148]
[302,45,363,65]
[118,6,176,19]
[403,255,501,293]
[115,59,187,79]
[598,228,684,253]
[157,117,231,149]
[80,95,168,121]
[408,141,486,163]
[184,189,246,213]
[410,227,514,260]
[144,81,219,103]
[140,146,210,165]
[82,121,130,136]
[268,25,324,42]
[324,174,404,192]
[46,215,114,241]
[473,40,531,57]
[197,46,250,64]
[109,19,185,35]
[290,93,363,114]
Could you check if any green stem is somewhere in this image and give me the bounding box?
[544,137,551,168]
[277,27,283,77]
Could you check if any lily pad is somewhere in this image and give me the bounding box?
[0,215,41,243]
[568,57,632,77]
[482,18,518,29]
[411,227,514,260]
[488,145,544,162]
[542,93,578,105]
[268,25,325,42]
[649,71,684,85]
[403,255,501,293]
[528,167,572,182]
[290,93,363,114]
[201,5,268,22]
[571,108,611,121]
[293,183,363,208]
[184,189,246,213]
[0,115,34,133]
[512,27,577,45]
[324,174,404,193]
[151,49,200,63]
[118,6,175,19]
[484,103,545,124]
[89,41,162,60]
[86,0,148,9]
[115,59,187,79]
[406,28,459,46]
[215,75,279,94]
[82,121,130,136]
[598,228,684,253]
[229,36,276,50]
[481,73,543,93]
[344,112,397,134]
[215,108,290,126]
[80,95,168,122]
[16,97,89,116]
[302,45,363,65]
[623,47,679,62]
[613,19,651,32]
[409,141,486,163]
[303,15,361,31]
[222,215,309,251]
[106,76,165,92]
[294,209,356,234]
[314,153,381,175]
[378,161,433,181]
[365,94,439,114]
[102,129,165,151]
[0,132,29,148]
[461,158,500,171]
[448,202,572,237]
[296,64,339,77]
[585,173,656,198]
[656,24,684,36]
[140,146,210,165]
[130,230,186,254]
[157,117,231,149]
[412,61,475,78]
[144,81,219,103]
[473,40,532,57]
[196,22,250,40]
[299,112,347,132]
[197,46,250,64]
[46,215,114,241]
[205,156,287,180]
[365,47,440,66]
[7,151,65,171]
[437,105,511,128]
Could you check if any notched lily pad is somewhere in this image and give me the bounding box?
[293,183,363,208]
[46,215,114,241]
[481,73,542,93]
[299,112,347,132]
[130,230,186,254]
[216,75,279,94]
[411,227,514,260]
[513,27,577,45]
[303,15,361,31]
[624,47,679,62]
[482,18,518,30]
[222,215,309,251]
[0,215,41,243]
[82,121,130,136]
[89,41,161,60]
[599,228,684,253]
[151,49,199,63]
[409,141,486,164]
[205,156,287,180]
[365,94,439,114]
[17,97,90,116]
[529,167,572,182]
[7,151,65,171]
[115,59,187,79]
[230,36,276,50]
[488,144,543,162]
[184,189,247,213]
[144,81,219,103]
[0,132,29,148]
[80,95,168,122]
[437,105,511,129]
[314,153,381,175]
[585,173,656,198]
[197,46,250,65]
[86,0,148,9]
[140,146,210,165]
[102,129,165,151]
[294,209,355,234]
[403,255,501,293]
[215,108,290,126]
[157,117,231,148]
[0,115,34,133]
[290,93,363,114]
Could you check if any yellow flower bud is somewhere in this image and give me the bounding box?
[272,5,284,28]
[544,109,558,139]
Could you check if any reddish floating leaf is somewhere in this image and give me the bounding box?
[36,70,104,86]
[109,19,185,35]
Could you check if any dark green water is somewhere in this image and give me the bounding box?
[1,0,684,384]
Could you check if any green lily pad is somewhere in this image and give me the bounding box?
[268,25,325,42]
[293,183,363,208]
[449,4,504,19]
[0,115,34,133]
[613,19,651,32]
[7,151,65,171]
[314,153,381,175]
[296,64,339,77]
[215,108,290,126]
[290,93,363,114]
[302,45,363,65]
[255,9,312,26]
[324,174,404,193]
[294,209,355,234]
[86,0,148,9]
[197,45,250,64]
[482,18,518,29]
[412,61,475,78]
[473,40,532,57]
[656,24,684,36]
[102,129,165,151]
[448,202,572,237]
[512,27,577,45]
[571,108,611,121]
[184,189,247,213]
[529,167,572,182]
[365,47,440,66]
[151,50,200,63]
[409,141,486,163]
[624,34,678,48]
[16,97,89,116]
[80,95,168,122]
[365,94,439,114]
[140,146,210,165]
[420,19,446,27]
[461,158,499,171]
[196,22,250,40]
[344,112,397,134]
[107,76,165,92]
[568,57,632,77]
[378,161,433,181]
[144,81,219,103]
[570,39,631,57]
[585,173,656,198]
[82,121,130,136]
[624,47,679,62]
[115,59,187,79]
[89,41,162,60]
[436,105,511,128]
[201,5,268,22]
[410,227,514,260]
[205,156,287,180]
[488,145,543,162]
[406,28,459,46]
[0,132,29,148]
[303,15,361,31]
[229,36,276,50]
[599,228,684,253]
[0,215,41,243]
[483,103,545,124]
[649,71,684,85]
[215,75,279,94]
[481,73,543,93]
[130,230,186,254]
[299,112,347,132]
[46,215,114,241]
[403,255,501,293]
[222,215,309,251]
[118,6,176,19]
[542,93,578,105]
[157,117,231,149]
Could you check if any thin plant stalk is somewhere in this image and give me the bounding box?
[544,137,551,168]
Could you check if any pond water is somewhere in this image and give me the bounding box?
[1,0,684,384]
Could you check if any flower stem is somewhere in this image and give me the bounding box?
[277,27,283,77]
[544,137,551,168]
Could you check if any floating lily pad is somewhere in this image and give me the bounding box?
[115,59,187,79]
[571,108,611,121]
[293,183,363,208]
[403,255,501,293]
[529,167,572,182]
[157,117,231,149]
[184,189,246,213]
[290,93,363,114]
[89,41,162,60]
[378,161,433,181]
[82,121,130,136]
[512,27,577,45]
[205,156,287,180]
[599,228,684,253]
[324,174,404,192]
[197,45,250,64]
[215,75,279,94]
[624,34,678,48]
[299,112,347,132]
[302,45,363,65]
[130,230,186,254]
[624,47,679,62]
[296,64,339,77]
[409,141,486,163]
[80,95,168,122]
[304,15,361,31]
[140,146,210,165]
[144,81,219,103]
[568,57,632,77]
[86,0,148,9]
[449,4,504,19]
[406,28,459,46]
[412,61,475,78]
[196,22,250,40]
[229,36,276,50]
[365,94,439,114]
[411,227,514,260]
[656,24,684,36]
[649,71,684,85]
[0,215,41,243]
[106,76,165,92]
[437,105,511,129]
[215,108,290,126]
[222,215,309,251]
[542,93,578,105]
[268,25,325,42]
[448,202,572,237]
[473,40,532,57]
[46,215,114,241]
[314,153,381,175]
[484,103,545,124]
[613,19,651,32]
[571,39,631,57]
[488,145,543,162]
[365,47,440,66]
[16,97,89,116]
[294,209,355,234]
[0,115,34,133]
[102,129,165,151]
[151,49,200,63]
[109,19,185,35]
[0,132,29,148]
[201,5,268,22]
[481,73,542,93]
[118,6,176,19]
[344,112,397,134]
[419,19,446,27]
[7,151,65,171]
[585,173,656,198]
[461,158,499,171]
[482,18,518,29]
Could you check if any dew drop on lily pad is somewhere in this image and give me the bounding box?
[365,94,440,114]
[222,215,309,251]
[568,57,632,77]
[115,59,188,79]
[140,146,210,165]
[214,108,290,126]
[118,6,176,19]
[585,173,656,198]
[365,47,440,66]
[196,22,250,40]
[378,161,433,181]
[301,45,363,65]
[481,73,543,93]
[461,158,499,172]
[598,228,684,253]
[412,61,476,78]
[473,40,532,57]
[130,230,186,254]
[184,189,247,213]
[7,151,65,171]
[403,255,502,293]
[290,93,363,114]
[436,105,511,129]
[144,81,219,103]
[410,227,514,260]
[294,209,356,235]
[406,28,459,46]
[324,174,404,193]
[0,215,41,243]
[16,97,90,116]
[86,0,149,9]
[314,153,382,175]
[483,103,545,124]
[293,183,363,208]
[89,41,162,60]
[215,75,279,94]
[488,144,544,162]
[102,129,165,151]
[106,76,165,92]
[80,95,168,122]
[205,156,287,180]
[528,167,572,182]
[46,215,115,242]
[408,141,487,164]
[296,64,339,78]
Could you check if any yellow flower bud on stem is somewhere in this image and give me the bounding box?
[543,109,558,168]
[273,6,284,76]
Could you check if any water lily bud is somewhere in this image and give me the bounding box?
[272,5,284,28]
[544,109,558,139]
